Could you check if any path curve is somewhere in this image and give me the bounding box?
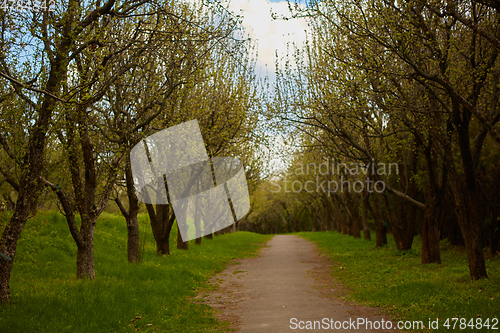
[202,235,399,332]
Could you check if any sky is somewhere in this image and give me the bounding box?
[183,0,310,174]
[225,0,310,83]
[223,0,311,174]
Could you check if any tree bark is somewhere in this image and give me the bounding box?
[420,146,442,264]
[375,222,388,247]
[442,99,487,279]
[177,224,188,250]
[457,193,487,279]
[393,199,417,251]
[0,0,76,302]
[362,191,371,240]
[0,209,30,304]
[368,195,387,246]
[344,192,361,238]
[76,225,96,279]
[421,207,441,264]
[115,155,141,262]
[146,203,175,255]
[115,197,140,262]
[127,214,140,262]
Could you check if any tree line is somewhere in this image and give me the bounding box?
[242,0,500,281]
[0,0,262,304]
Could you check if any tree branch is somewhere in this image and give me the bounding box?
[40,176,84,247]
[0,71,69,103]
[386,185,426,211]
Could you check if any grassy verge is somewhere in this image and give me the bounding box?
[0,211,271,332]
[299,231,500,332]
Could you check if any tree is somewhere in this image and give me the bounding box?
[272,0,500,278]
[0,0,148,303]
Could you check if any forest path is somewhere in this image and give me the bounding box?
[200,235,399,332]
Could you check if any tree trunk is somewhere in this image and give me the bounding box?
[456,191,487,279]
[375,220,387,247]
[362,191,371,240]
[490,210,500,256]
[118,156,141,263]
[368,195,387,246]
[127,214,140,262]
[177,223,188,250]
[75,214,97,279]
[340,209,348,235]
[393,199,417,251]
[156,234,170,255]
[0,4,75,303]
[344,192,361,238]
[421,208,441,264]
[442,103,487,279]
[125,156,140,262]
[463,224,487,279]
[115,165,141,262]
[420,181,441,264]
[146,203,175,255]
[194,207,202,245]
[0,207,31,304]
[77,243,95,279]
[331,202,341,233]
[0,257,13,305]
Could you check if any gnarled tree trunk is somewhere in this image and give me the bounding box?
[147,203,175,255]
[115,156,141,262]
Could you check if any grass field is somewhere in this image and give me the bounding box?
[300,231,500,332]
[0,211,271,332]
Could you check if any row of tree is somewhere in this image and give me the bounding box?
[0,0,262,304]
[243,0,500,280]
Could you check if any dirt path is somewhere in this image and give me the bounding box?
[201,235,400,332]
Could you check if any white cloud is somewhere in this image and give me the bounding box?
[225,1,307,173]
[227,0,310,82]
[182,0,308,173]
[182,0,310,82]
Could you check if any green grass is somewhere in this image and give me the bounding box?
[0,210,271,332]
[299,231,500,332]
